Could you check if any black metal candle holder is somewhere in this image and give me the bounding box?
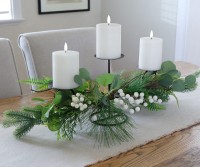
[94,54,125,74]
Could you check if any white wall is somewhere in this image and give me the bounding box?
[101,0,178,72]
[0,0,101,94]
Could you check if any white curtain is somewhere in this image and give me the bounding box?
[175,0,200,66]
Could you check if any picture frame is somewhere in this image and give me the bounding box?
[38,0,90,14]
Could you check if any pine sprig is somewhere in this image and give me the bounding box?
[14,121,36,138]
[21,77,52,91]
[124,72,155,94]
[88,117,134,147]
[147,103,166,111]
[2,110,41,138]
[57,110,84,141]
[148,88,171,102]
[85,104,135,147]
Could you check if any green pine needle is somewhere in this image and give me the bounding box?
[147,103,166,111]
[86,105,135,147]
[13,121,36,138]
[21,77,52,91]
[2,110,41,138]
[88,121,134,147]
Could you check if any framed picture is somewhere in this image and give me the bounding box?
[38,0,90,14]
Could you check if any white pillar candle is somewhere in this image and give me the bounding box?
[52,43,79,89]
[96,15,121,59]
[139,31,163,71]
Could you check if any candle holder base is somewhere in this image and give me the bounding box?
[94,54,125,61]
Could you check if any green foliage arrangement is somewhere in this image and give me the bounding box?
[2,61,200,147]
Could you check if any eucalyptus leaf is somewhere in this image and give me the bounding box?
[79,68,91,81]
[48,116,61,131]
[172,79,185,92]
[185,75,196,87]
[167,70,181,79]
[74,75,83,86]
[159,74,173,88]
[96,73,115,87]
[161,61,176,73]
[53,91,63,105]
[76,81,89,92]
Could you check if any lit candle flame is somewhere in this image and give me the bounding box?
[107,15,111,25]
[64,42,68,53]
[150,30,153,39]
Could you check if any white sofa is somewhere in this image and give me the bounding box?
[0,38,21,98]
[18,27,108,90]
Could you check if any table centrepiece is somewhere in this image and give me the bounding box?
[2,60,200,147]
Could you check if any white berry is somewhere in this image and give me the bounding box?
[139,98,144,103]
[72,97,79,102]
[80,107,84,111]
[158,99,162,103]
[134,92,139,98]
[124,105,129,110]
[88,101,92,105]
[83,104,88,109]
[114,98,119,103]
[79,103,83,107]
[80,97,84,102]
[71,102,75,107]
[140,92,144,97]
[76,93,80,97]
[125,94,131,99]
[153,95,158,101]
[129,109,135,114]
[118,89,123,94]
[135,107,140,112]
[75,104,79,108]
[128,97,134,103]
[143,102,148,107]
[135,99,140,105]
[119,100,124,105]
[148,96,152,99]
[91,115,97,122]
[149,99,154,103]
[120,93,125,97]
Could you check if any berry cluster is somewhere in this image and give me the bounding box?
[71,93,88,111]
[148,95,162,104]
[114,89,163,114]
[114,89,145,114]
